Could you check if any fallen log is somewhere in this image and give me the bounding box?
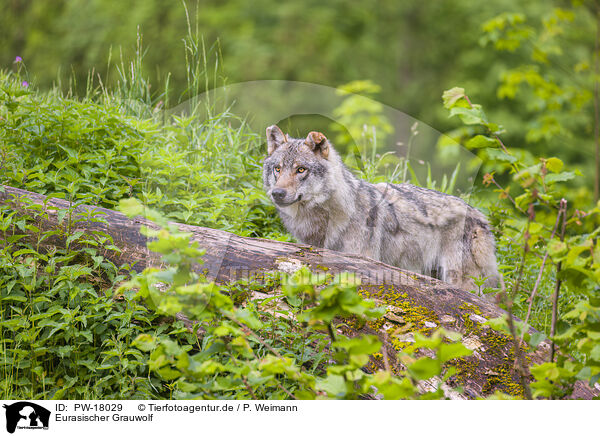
[1,184,596,399]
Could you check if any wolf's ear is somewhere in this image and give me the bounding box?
[266,125,286,155]
[305,131,329,159]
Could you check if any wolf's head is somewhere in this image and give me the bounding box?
[263,125,336,209]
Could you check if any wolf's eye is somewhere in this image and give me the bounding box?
[274,166,281,174]
[297,167,306,174]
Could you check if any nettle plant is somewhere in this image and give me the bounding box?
[118,198,473,400]
[0,68,285,242]
[0,189,166,399]
[442,87,600,398]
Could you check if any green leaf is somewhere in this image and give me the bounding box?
[405,356,441,380]
[529,222,543,235]
[531,362,560,382]
[12,248,39,257]
[438,342,472,363]
[590,344,600,361]
[133,334,157,352]
[545,171,575,184]
[78,330,93,342]
[486,148,517,163]
[57,209,68,225]
[449,106,487,125]
[199,360,225,375]
[156,366,182,380]
[333,335,382,355]
[372,372,416,399]
[545,157,563,173]
[527,332,546,348]
[485,316,511,334]
[316,374,346,397]
[66,230,84,246]
[442,87,465,109]
[548,240,567,257]
[575,366,592,381]
[566,240,593,267]
[118,198,145,218]
[465,135,497,149]
[235,308,264,330]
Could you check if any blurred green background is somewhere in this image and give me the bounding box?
[1,0,598,196]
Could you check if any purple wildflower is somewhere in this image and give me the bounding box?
[14,56,22,63]
[22,81,29,88]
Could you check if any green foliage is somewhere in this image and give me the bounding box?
[0,0,535,125]
[331,80,393,152]
[1,6,600,399]
[116,201,472,399]
[0,172,476,400]
[6,0,598,189]
[0,72,143,208]
[399,329,472,399]
[478,4,597,198]
[529,295,600,399]
[333,85,460,194]
[0,193,163,399]
[443,86,600,398]
[0,69,286,240]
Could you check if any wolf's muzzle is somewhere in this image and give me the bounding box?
[271,188,302,206]
[271,188,287,202]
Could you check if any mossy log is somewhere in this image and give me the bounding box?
[1,184,597,399]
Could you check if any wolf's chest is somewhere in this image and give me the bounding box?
[278,205,328,247]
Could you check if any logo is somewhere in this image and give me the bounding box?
[2,402,50,434]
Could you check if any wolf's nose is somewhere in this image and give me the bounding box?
[272,188,287,201]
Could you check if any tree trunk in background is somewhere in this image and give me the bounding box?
[1,184,597,399]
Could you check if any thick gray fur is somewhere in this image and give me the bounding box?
[262,125,501,291]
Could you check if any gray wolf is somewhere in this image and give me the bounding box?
[262,125,501,291]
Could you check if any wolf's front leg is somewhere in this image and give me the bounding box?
[438,250,466,290]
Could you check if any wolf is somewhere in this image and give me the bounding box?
[262,125,501,291]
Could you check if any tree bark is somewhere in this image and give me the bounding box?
[1,184,597,399]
